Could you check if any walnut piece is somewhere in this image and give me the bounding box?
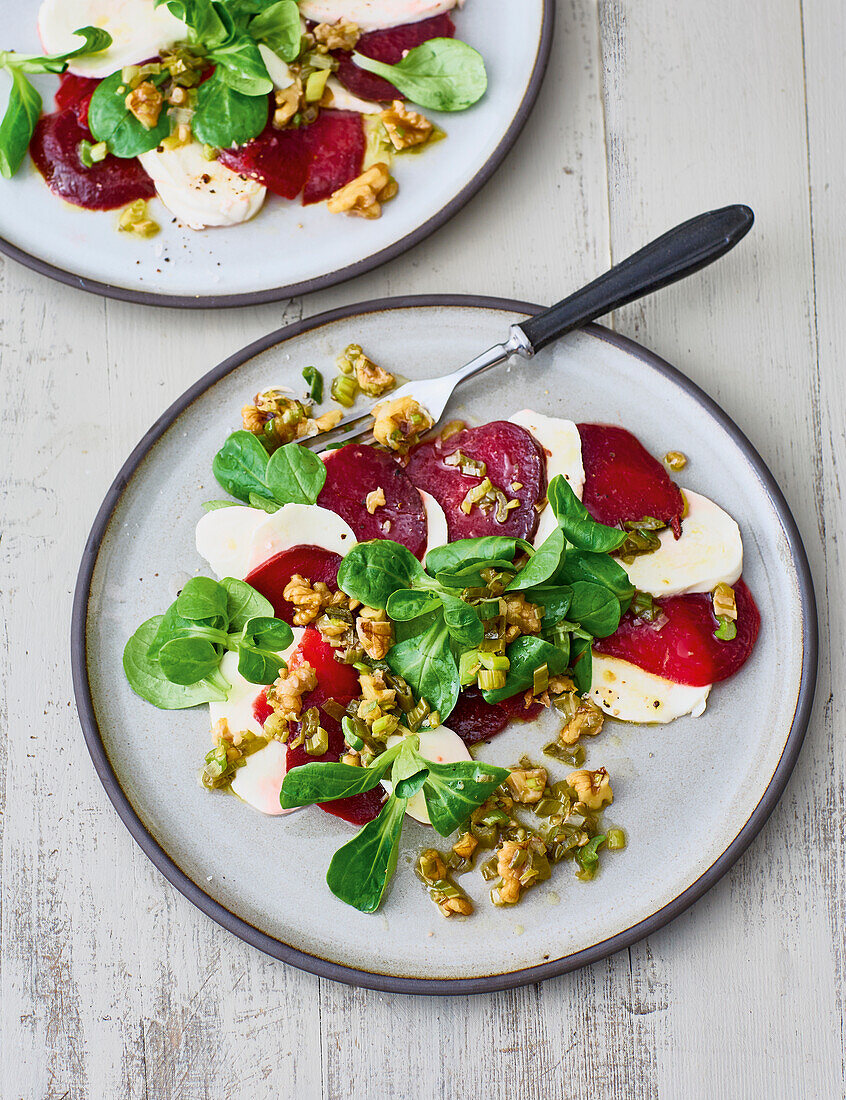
[559,696,605,745]
[365,487,386,514]
[354,354,395,397]
[268,663,317,723]
[453,832,478,860]
[496,841,526,905]
[712,582,738,620]
[314,20,361,50]
[282,574,336,626]
[356,610,394,661]
[380,100,433,150]
[125,81,164,130]
[567,768,613,810]
[327,162,398,219]
[505,766,548,804]
[371,395,434,452]
[273,80,303,128]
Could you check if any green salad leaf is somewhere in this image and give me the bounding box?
[351,38,487,111]
[88,69,173,158]
[325,793,408,912]
[548,474,627,553]
[192,69,270,148]
[249,0,302,60]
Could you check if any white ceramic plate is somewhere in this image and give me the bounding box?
[0,4,551,307]
[72,298,817,993]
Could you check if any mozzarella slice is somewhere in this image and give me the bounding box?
[589,653,710,723]
[622,489,743,598]
[230,741,297,816]
[509,409,585,547]
[383,726,470,824]
[196,504,356,580]
[325,76,382,114]
[139,143,266,230]
[258,43,294,90]
[298,0,460,31]
[420,491,449,559]
[38,0,187,78]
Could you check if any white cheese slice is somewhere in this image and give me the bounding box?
[420,490,449,559]
[382,726,470,824]
[325,76,383,114]
[139,143,266,230]
[38,0,187,78]
[195,503,356,580]
[298,0,460,32]
[230,741,296,816]
[508,409,585,547]
[622,489,743,598]
[589,653,710,723]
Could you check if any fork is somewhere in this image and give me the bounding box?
[305,204,754,451]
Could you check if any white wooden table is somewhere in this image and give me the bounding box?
[2,1,843,1095]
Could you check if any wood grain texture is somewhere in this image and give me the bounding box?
[1,1,842,1097]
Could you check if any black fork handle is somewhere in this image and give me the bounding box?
[517,205,754,353]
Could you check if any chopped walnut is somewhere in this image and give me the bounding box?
[381,100,433,150]
[313,20,361,50]
[453,832,478,860]
[125,81,164,130]
[713,582,738,620]
[371,395,434,452]
[503,593,543,639]
[505,766,548,804]
[439,895,473,917]
[359,667,395,706]
[268,663,317,723]
[365,487,386,514]
[559,697,605,745]
[327,162,398,219]
[282,574,336,626]
[567,768,613,810]
[273,79,303,128]
[356,615,394,660]
[242,389,312,448]
[496,841,526,905]
[354,353,395,397]
[313,409,344,432]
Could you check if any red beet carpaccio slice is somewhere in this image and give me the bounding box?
[285,628,384,825]
[334,13,456,101]
[55,73,99,127]
[30,109,155,210]
[578,423,684,537]
[245,546,342,624]
[219,109,364,204]
[448,687,543,747]
[219,116,312,199]
[301,110,366,204]
[319,443,428,559]
[594,578,760,687]
[405,422,546,542]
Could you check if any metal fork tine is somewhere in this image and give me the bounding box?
[300,406,377,450]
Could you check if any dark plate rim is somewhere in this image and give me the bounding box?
[0,5,553,311]
[71,294,818,995]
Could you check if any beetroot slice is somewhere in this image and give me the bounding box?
[285,629,385,825]
[245,546,342,625]
[319,443,427,559]
[30,109,154,210]
[55,73,99,126]
[594,578,760,687]
[219,109,364,204]
[404,422,546,542]
[448,687,543,746]
[578,423,684,537]
[219,113,312,199]
[334,13,456,101]
[301,110,365,205]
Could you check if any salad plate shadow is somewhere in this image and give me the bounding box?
[72,296,816,993]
